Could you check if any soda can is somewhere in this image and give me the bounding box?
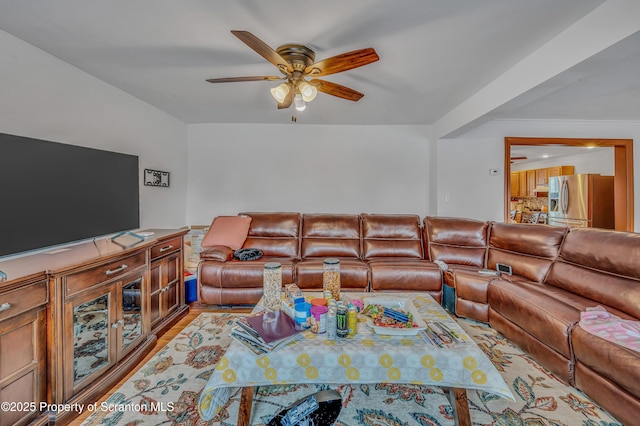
[347,305,357,337]
[327,306,337,340]
[336,305,348,338]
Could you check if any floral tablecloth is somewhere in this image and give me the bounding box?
[198,293,514,420]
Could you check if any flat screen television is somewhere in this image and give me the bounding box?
[0,132,140,258]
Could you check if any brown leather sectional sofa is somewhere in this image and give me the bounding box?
[197,212,639,424]
[198,212,442,305]
[426,216,640,425]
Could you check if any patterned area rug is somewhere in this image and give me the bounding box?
[80,313,622,426]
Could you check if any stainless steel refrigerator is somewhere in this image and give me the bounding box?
[548,174,614,229]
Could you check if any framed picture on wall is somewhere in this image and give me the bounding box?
[144,169,170,187]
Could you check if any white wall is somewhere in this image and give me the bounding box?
[0,30,187,229]
[436,138,506,221]
[437,119,640,231]
[187,124,433,225]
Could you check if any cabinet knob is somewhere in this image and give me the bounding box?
[111,319,125,328]
[0,303,11,312]
[159,245,174,253]
[105,264,128,275]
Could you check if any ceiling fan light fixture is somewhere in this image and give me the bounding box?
[298,81,318,102]
[270,83,290,103]
[294,93,306,111]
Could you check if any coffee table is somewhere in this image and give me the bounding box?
[198,292,513,425]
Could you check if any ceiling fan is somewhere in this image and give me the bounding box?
[206,31,379,116]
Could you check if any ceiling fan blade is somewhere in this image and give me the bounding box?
[206,76,282,83]
[304,48,379,77]
[231,30,293,74]
[310,79,364,101]
[277,89,294,109]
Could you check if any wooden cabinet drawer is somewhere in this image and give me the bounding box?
[151,236,182,260]
[0,280,48,321]
[66,251,146,296]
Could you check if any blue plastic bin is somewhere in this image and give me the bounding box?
[185,274,197,303]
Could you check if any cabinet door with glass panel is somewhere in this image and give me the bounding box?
[149,250,182,331]
[63,270,146,400]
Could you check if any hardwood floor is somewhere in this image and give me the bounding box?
[71,305,252,425]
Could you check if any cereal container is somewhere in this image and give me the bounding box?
[323,258,341,301]
[263,262,282,315]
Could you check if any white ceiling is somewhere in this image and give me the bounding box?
[510,145,611,165]
[1,0,638,134]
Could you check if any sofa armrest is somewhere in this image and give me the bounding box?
[200,245,234,261]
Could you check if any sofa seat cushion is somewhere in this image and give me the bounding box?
[572,325,640,399]
[368,259,441,292]
[295,258,369,291]
[199,286,264,306]
[488,279,579,359]
[199,257,295,289]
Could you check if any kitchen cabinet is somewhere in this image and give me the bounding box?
[547,165,575,179]
[512,166,574,198]
[526,170,536,196]
[510,172,520,197]
[535,168,548,186]
[518,171,527,197]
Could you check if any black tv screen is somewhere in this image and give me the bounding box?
[0,132,140,257]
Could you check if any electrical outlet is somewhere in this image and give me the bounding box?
[489,168,500,175]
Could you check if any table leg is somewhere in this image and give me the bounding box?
[444,387,471,426]
[237,386,255,426]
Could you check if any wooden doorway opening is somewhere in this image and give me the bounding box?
[504,137,634,232]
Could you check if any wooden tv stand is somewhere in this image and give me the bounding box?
[0,229,188,426]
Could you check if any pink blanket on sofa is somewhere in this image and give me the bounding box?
[579,306,640,353]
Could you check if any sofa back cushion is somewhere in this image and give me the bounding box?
[301,213,361,258]
[238,212,301,258]
[424,216,489,267]
[361,213,423,259]
[488,222,567,283]
[546,227,640,318]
